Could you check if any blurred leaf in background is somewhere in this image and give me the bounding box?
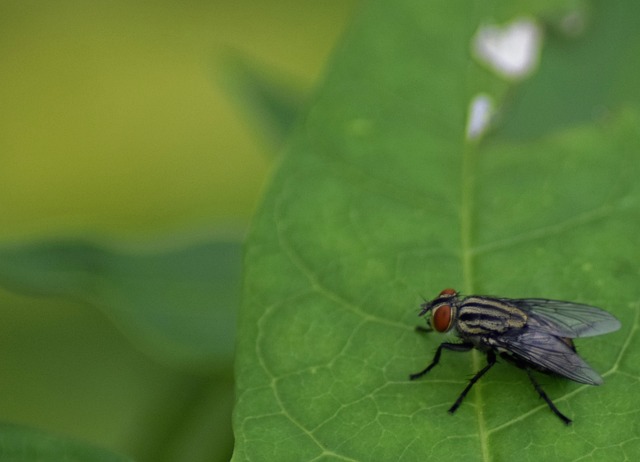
[0,422,134,462]
[234,0,640,461]
[0,238,242,368]
[219,52,307,153]
[0,0,356,461]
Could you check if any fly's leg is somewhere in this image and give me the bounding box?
[525,368,572,425]
[409,342,473,381]
[448,349,497,414]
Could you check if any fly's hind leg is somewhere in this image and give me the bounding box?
[525,368,572,425]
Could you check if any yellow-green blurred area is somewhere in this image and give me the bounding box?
[1,0,354,235]
[0,1,356,461]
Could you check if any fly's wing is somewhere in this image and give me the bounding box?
[493,330,604,385]
[504,298,621,338]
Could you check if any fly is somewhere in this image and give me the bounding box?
[409,288,621,424]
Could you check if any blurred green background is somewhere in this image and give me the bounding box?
[0,1,356,461]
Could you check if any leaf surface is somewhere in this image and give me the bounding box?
[234,0,640,460]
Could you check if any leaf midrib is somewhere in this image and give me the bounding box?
[459,139,490,461]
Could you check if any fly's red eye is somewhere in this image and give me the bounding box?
[439,288,457,297]
[432,304,452,332]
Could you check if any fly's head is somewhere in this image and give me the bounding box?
[419,288,459,333]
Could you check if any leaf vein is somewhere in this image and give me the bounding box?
[471,199,629,256]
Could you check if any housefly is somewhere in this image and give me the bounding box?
[410,288,621,424]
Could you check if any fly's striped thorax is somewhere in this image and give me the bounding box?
[455,296,527,336]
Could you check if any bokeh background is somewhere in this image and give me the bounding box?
[0,1,356,461]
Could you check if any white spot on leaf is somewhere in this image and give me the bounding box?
[473,18,542,80]
[466,94,494,141]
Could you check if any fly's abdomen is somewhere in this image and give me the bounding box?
[456,297,527,336]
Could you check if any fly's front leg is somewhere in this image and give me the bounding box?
[409,342,473,381]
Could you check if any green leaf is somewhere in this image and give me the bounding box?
[0,238,241,369]
[0,423,134,462]
[502,0,640,139]
[234,0,640,461]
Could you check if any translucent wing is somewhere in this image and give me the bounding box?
[492,330,603,385]
[503,298,621,338]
